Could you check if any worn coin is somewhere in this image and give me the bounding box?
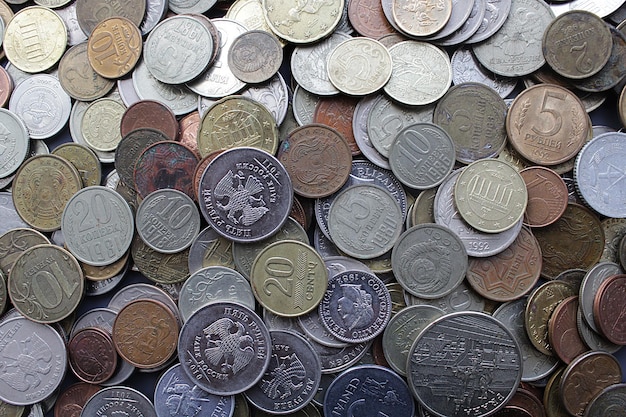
[68,326,117,384]
[70,99,115,164]
[584,383,626,417]
[57,42,114,101]
[347,0,395,38]
[313,95,360,156]
[81,386,157,417]
[228,30,282,84]
[75,0,145,36]
[52,143,102,188]
[120,100,178,141]
[0,227,49,278]
[54,382,101,417]
[548,296,588,364]
[114,128,168,190]
[81,97,126,152]
[434,0,486,46]
[450,47,518,98]
[263,0,343,44]
[577,26,626,92]
[130,234,190,284]
[241,72,290,126]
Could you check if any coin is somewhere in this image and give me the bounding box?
[593,274,626,345]
[52,143,102,188]
[54,383,101,417]
[313,95,361,156]
[130,234,190,284]
[434,0,486,47]
[548,296,588,364]
[57,42,115,101]
[0,227,49,277]
[114,128,168,190]
[450,47,518,98]
[241,73,290,126]
[519,166,568,227]
[81,387,157,417]
[0,109,29,179]
[81,98,126,152]
[263,0,343,44]
[228,30,282,84]
[87,17,142,79]
[120,100,178,141]
[75,0,145,36]
[187,225,235,273]
[68,326,117,384]
[579,261,623,333]
[577,26,626,92]
[584,383,626,417]
[392,0,452,37]
[347,0,395,38]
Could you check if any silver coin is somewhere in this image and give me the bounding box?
[262,309,303,333]
[241,73,289,126]
[575,132,626,218]
[296,307,350,349]
[424,0,476,41]
[319,269,392,343]
[4,62,30,88]
[70,99,115,164]
[550,0,624,18]
[435,0,486,47]
[178,302,271,395]
[579,261,624,333]
[145,15,214,84]
[308,336,371,374]
[0,193,29,237]
[244,330,321,414]
[353,95,390,170]
[450,47,517,99]
[117,76,142,107]
[136,188,201,254]
[70,307,117,338]
[434,169,523,257]
[292,85,320,126]
[405,279,486,313]
[8,74,71,140]
[54,1,88,46]
[62,186,134,266]
[108,282,182,326]
[466,0,512,44]
[0,317,67,405]
[178,266,255,322]
[392,224,468,299]
[407,311,522,417]
[141,0,169,35]
[154,363,234,417]
[186,19,247,99]
[133,59,197,116]
[82,386,157,417]
[198,147,293,243]
[313,226,342,258]
[187,225,234,274]
[493,298,560,382]
[323,256,371,279]
[168,0,216,14]
[576,306,621,354]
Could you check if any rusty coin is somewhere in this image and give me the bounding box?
[519,166,568,227]
[120,100,178,141]
[313,95,361,156]
[68,327,118,384]
[593,274,626,345]
[548,296,588,364]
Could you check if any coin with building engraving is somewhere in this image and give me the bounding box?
[407,311,522,417]
[198,147,292,243]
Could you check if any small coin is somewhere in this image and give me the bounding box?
[58,42,115,101]
[391,0,452,37]
[81,98,126,152]
[519,166,568,227]
[120,100,178,141]
[130,234,190,284]
[70,100,115,164]
[54,383,102,417]
[68,327,117,384]
[81,387,156,417]
[114,128,168,190]
[87,17,142,79]
[228,30,282,84]
[347,0,395,38]
[593,274,626,345]
[548,296,588,364]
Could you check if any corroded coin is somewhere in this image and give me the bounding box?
[198,147,293,243]
[12,154,82,232]
[519,166,568,227]
[542,10,612,80]
[228,30,282,84]
[114,128,168,190]
[62,186,134,266]
[392,224,467,300]
[178,302,271,395]
[593,274,626,345]
[57,42,115,101]
[454,158,528,233]
[319,269,392,343]
[577,26,626,93]
[112,298,179,369]
[87,17,142,79]
[278,124,352,199]
[263,0,343,44]
[506,83,589,166]
[130,234,190,284]
[8,244,84,323]
[52,143,102,188]
[407,311,522,417]
[251,240,328,317]
[548,296,588,364]
[68,327,117,384]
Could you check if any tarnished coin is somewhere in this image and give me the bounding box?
[81,387,156,417]
[389,122,455,190]
[593,274,626,345]
[347,0,395,38]
[454,159,528,233]
[198,147,293,243]
[114,128,168,190]
[560,351,622,417]
[319,269,392,343]
[584,383,626,417]
[68,326,117,384]
[52,143,102,188]
[407,312,522,417]
[392,0,452,37]
[244,330,321,414]
[4,6,67,73]
[392,224,467,299]
[87,17,142,79]
[54,383,101,417]
[327,37,392,96]
[313,92,360,157]
[112,298,179,369]
[178,302,271,395]
[62,186,134,266]
[81,98,125,152]
[12,154,82,232]
[519,166,568,227]
[0,317,67,406]
[70,100,115,164]
[0,228,49,278]
[506,83,589,166]
[76,0,145,36]
[548,296,588,364]
[228,30,282,84]
[120,100,178,141]
[0,109,29,179]
[278,124,352,199]
[144,15,214,85]
[466,226,542,302]
[434,82,508,163]
[197,95,278,157]
[577,26,626,93]
[8,244,84,323]
[542,10,612,80]
[58,42,115,101]
[136,188,200,254]
[131,234,190,284]
[263,0,343,44]
[328,184,403,260]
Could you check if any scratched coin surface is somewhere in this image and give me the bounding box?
[0,108,29,179]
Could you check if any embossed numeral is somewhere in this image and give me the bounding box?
[156,195,193,229]
[263,257,293,297]
[76,193,112,232]
[333,197,369,233]
[31,261,79,309]
[397,129,431,168]
[531,91,565,137]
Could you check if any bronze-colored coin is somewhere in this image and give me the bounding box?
[534,203,604,279]
[543,367,569,417]
[560,351,622,417]
[57,42,115,101]
[593,274,626,345]
[114,128,169,191]
[120,100,178,141]
[178,111,201,156]
[519,166,568,227]
[347,0,395,38]
[52,143,102,188]
[525,280,577,356]
[506,84,589,165]
[493,406,533,417]
[313,95,360,156]
[542,11,612,80]
[620,235,626,271]
[192,151,222,202]
[576,26,626,93]
[466,226,542,302]
[0,66,12,108]
[54,382,102,417]
[277,124,352,198]
[68,327,117,384]
[112,298,179,369]
[507,388,546,417]
[76,0,146,36]
[548,296,588,364]
[81,250,129,281]
[87,17,142,79]
[290,196,308,230]
[0,227,49,277]
[130,234,190,284]
[133,141,200,201]
[12,154,83,232]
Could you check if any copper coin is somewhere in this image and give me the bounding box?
[313,92,360,156]
[178,111,201,156]
[120,100,178,141]
[347,0,396,39]
[87,17,142,79]
[0,65,13,108]
[68,327,118,384]
[533,203,604,280]
[112,298,179,369]
[560,351,622,417]
[466,226,542,302]
[81,250,129,281]
[290,196,308,230]
[548,296,588,364]
[115,128,170,190]
[507,388,545,417]
[519,166,568,227]
[133,141,199,200]
[54,382,101,417]
[593,274,626,345]
[277,124,352,198]
[192,151,222,202]
[492,406,533,417]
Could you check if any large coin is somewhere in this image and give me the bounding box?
[81,387,157,417]
[0,109,29,179]
[263,0,343,44]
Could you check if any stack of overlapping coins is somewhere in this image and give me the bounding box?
[0,0,624,416]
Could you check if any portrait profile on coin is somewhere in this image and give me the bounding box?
[337,283,374,331]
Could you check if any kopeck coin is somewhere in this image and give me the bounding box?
[87,17,142,79]
[57,42,115,101]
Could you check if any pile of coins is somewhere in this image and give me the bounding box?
[0,0,625,416]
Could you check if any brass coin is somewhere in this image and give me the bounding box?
[0,227,49,278]
[506,84,589,165]
[57,42,115,101]
[3,6,67,73]
[52,143,102,188]
[87,17,142,79]
[76,0,145,36]
[543,367,569,417]
[12,154,83,232]
[81,98,126,152]
[81,250,129,281]
[130,234,190,284]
